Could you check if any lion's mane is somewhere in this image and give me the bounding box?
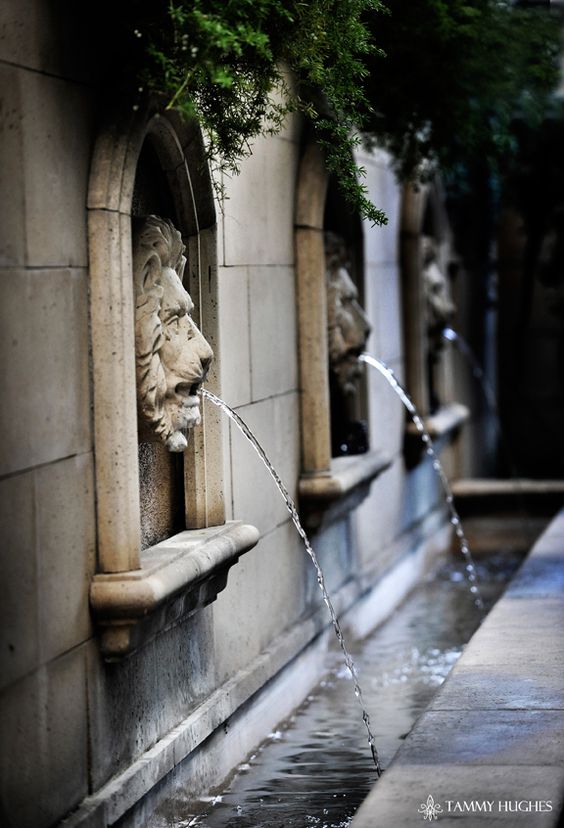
[132,215,186,447]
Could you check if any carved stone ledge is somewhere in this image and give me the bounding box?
[406,401,469,439]
[405,402,469,467]
[299,450,392,530]
[90,521,259,660]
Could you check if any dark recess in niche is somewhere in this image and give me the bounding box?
[133,137,185,549]
[324,177,369,458]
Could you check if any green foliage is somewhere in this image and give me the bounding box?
[104,1,561,225]
[123,0,388,225]
[362,0,562,180]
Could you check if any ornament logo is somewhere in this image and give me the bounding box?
[418,795,443,821]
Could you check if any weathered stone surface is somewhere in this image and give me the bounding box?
[430,662,564,712]
[88,208,141,573]
[0,65,26,267]
[0,268,90,477]
[365,356,406,459]
[355,457,406,560]
[406,402,470,439]
[36,454,96,661]
[357,151,401,267]
[229,393,300,534]
[90,522,260,659]
[223,135,299,267]
[352,765,563,828]
[45,649,89,818]
[366,263,404,364]
[213,521,305,683]
[0,648,88,828]
[299,451,392,531]
[0,471,38,691]
[506,553,564,597]
[0,0,94,80]
[62,588,347,827]
[20,71,92,267]
[395,709,564,767]
[86,637,160,792]
[351,511,564,828]
[217,265,252,407]
[249,264,298,400]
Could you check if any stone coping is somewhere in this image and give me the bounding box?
[299,450,392,530]
[299,450,392,501]
[406,401,470,440]
[452,478,564,497]
[351,508,564,827]
[90,521,259,659]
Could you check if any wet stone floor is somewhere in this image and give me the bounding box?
[154,549,523,828]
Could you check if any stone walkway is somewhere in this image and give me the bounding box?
[351,509,564,826]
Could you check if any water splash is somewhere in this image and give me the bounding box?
[360,354,485,611]
[201,387,382,776]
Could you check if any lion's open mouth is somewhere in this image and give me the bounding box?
[175,381,202,403]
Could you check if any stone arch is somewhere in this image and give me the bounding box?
[295,139,389,524]
[295,141,331,476]
[400,178,468,448]
[88,103,223,575]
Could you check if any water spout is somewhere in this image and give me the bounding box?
[360,354,485,611]
[201,387,382,775]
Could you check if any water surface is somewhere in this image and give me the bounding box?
[154,549,522,828]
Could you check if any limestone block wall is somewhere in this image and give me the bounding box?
[352,149,451,581]
[212,122,308,681]
[0,5,97,824]
[0,4,463,826]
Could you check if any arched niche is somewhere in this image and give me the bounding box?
[87,103,258,657]
[400,178,469,451]
[295,140,390,527]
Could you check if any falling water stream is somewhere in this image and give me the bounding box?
[442,327,523,482]
[442,327,498,414]
[359,354,485,611]
[201,388,382,776]
[148,370,505,828]
[201,357,484,781]
[152,549,521,828]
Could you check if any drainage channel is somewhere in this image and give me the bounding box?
[152,548,523,828]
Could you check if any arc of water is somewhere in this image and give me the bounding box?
[442,327,539,550]
[442,328,499,415]
[201,387,383,776]
[360,354,485,611]
[443,327,518,476]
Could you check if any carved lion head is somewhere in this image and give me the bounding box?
[325,232,371,395]
[422,236,456,347]
[132,215,213,452]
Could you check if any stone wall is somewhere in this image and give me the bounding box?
[0,4,462,826]
[0,3,97,824]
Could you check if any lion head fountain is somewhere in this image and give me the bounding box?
[133,215,213,452]
[325,232,371,455]
[422,235,456,354]
[325,232,371,396]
